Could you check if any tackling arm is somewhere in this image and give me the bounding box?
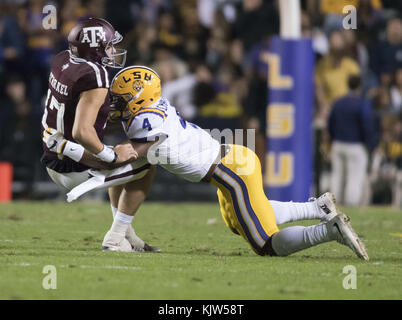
[129,140,157,158]
[43,128,138,170]
[80,141,141,169]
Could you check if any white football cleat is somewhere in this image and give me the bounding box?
[126,225,161,253]
[327,213,369,261]
[102,230,133,252]
[310,192,338,222]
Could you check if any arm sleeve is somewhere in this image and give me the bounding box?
[126,113,168,142]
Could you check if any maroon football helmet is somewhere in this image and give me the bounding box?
[67,17,126,68]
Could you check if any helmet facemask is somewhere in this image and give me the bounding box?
[102,31,127,68]
[108,93,132,122]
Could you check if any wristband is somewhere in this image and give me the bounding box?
[63,141,85,162]
[95,145,117,163]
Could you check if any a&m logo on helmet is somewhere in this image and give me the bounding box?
[81,26,106,47]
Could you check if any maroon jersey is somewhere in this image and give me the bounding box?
[41,50,110,173]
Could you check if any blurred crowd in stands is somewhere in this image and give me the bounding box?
[0,0,401,207]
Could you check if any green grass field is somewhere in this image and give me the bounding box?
[0,201,401,300]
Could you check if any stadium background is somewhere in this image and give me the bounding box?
[0,0,401,207]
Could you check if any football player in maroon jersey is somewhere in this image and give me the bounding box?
[41,18,159,252]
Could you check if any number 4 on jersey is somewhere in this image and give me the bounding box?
[142,118,152,131]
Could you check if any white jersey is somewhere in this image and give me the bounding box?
[123,98,220,182]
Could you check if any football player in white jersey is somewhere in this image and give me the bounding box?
[67,66,369,260]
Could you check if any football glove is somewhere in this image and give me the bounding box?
[42,128,67,158]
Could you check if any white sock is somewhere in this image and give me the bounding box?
[110,210,134,234]
[115,210,134,224]
[271,223,335,256]
[270,200,325,225]
[111,206,143,247]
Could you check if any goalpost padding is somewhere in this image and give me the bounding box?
[264,0,314,201]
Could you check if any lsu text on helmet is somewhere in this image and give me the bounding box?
[109,66,161,121]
